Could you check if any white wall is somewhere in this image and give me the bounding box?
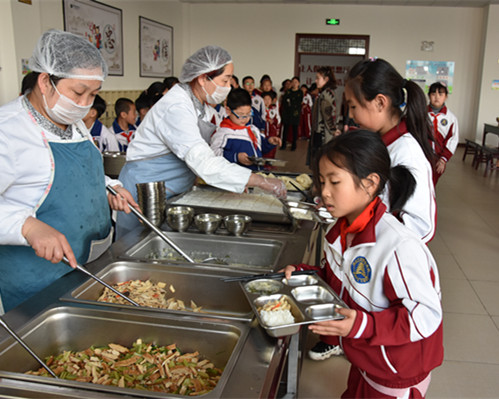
[2,0,184,95]
[183,3,484,140]
[476,5,499,145]
[0,0,491,140]
[0,0,17,105]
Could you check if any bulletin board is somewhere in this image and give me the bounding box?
[405,60,455,94]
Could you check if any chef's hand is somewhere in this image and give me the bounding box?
[238,152,253,166]
[269,136,282,146]
[260,177,287,199]
[107,185,140,214]
[308,308,357,337]
[22,216,77,268]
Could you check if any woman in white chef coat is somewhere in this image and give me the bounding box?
[0,30,137,314]
[116,46,286,238]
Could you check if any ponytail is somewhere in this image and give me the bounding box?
[389,165,416,213]
[346,59,437,166]
[403,79,437,166]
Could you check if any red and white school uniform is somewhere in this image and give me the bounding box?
[428,105,459,183]
[381,120,437,244]
[299,93,313,139]
[263,104,281,159]
[296,198,443,398]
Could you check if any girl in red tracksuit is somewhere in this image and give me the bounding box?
[284,130,443,399]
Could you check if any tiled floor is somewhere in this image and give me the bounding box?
[277,141,499,398]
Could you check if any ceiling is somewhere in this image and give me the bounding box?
[179,0,499,7]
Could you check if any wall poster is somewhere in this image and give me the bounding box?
[405,60,455,94]
[63,0,124,76]
[139,16,173,78]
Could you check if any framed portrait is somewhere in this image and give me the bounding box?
[63,0,124,76]
[139,16,173,78]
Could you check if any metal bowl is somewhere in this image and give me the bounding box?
[224,214,252,236]
[166,206,194,232]
[194,213,222,234]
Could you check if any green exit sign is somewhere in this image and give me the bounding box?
[326,18,340,25]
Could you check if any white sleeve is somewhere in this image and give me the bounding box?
[184,141,251,193]
[0,135,32,246]
[446,113,459,155]
[101,126,121,152]
[210,129,227,157]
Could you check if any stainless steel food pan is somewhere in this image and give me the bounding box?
[0,306,249,398]
[121,232,285,272]
[61,261,253,321]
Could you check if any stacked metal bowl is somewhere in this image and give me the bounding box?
[135,181,167,227]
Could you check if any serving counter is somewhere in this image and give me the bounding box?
[0,212,318,398]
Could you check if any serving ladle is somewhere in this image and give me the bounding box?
[61,256,140,307]
[0,316,58,378]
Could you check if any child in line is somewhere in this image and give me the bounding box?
[111,97,137,151]
[345,58,436,244]
[310,58,438,362]
[283,131,443,399]
[427,81,459,184]
[242,75,266,132]
[299,84,313,139]
[280,76,303,151]
[210,88,281,171]
[83,94,120,152]
[262,90,281,159]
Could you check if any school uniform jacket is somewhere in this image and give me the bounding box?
[210,121,275,171]
[296,201,443,388]
[381,120,437,244]
[428,105,459,162]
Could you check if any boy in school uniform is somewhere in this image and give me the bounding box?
[210,88,281,171]
[82,94,120,152]
[242,75,266,132]
[427,81,459,184]
[111,97,137,151]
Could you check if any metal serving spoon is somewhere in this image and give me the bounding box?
[0,316,58,378]
[62,256,140,307]
[107,186,228,265]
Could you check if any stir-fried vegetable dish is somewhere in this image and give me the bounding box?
[97,279,203,312]
[26,339,222,395]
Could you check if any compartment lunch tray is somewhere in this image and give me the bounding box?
[283,200,336,224]
[240,273,347,337]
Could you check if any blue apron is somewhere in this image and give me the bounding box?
[0,139,111,313]
[116,152,196,239]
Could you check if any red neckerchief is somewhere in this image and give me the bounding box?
[381,119,409,147]
[220,117,259,150]
[120,131,134,143]
[428,104,448,134]
[339,197,381,253]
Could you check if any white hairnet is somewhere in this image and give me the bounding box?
[179,45,232,83]
[29,29,108,81]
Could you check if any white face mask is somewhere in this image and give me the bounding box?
[43,80,92,125]
[202,77,231,104]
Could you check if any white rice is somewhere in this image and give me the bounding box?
[260,309,295,326]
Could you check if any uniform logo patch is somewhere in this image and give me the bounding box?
[440,118,448,126]
[351,256,372,284]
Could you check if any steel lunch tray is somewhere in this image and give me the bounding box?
[284,200,336,224]
[240,273,347,337]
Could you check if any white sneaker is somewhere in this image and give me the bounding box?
[308,341,344,361]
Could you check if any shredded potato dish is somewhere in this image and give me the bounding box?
[97,279,203,312]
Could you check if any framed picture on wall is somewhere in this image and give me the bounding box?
[63,0,124,76]
[139,16,173,78]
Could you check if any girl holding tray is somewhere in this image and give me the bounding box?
[283,130,443,399]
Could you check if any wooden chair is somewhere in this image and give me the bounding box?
[462,139,481,165]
